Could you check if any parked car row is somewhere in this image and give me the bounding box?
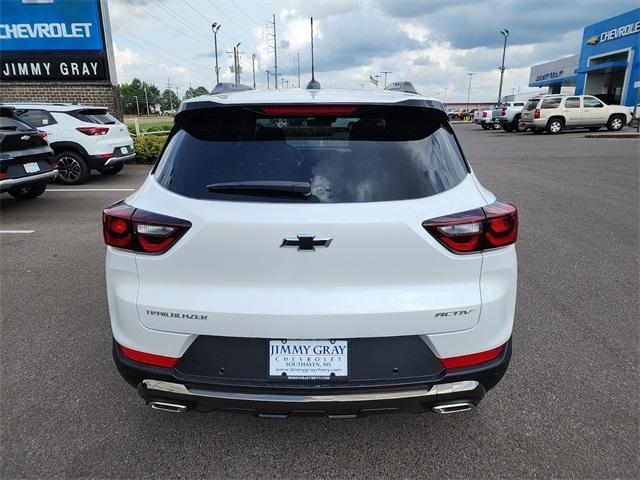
[0,102,134,188]
[477,95,633,135]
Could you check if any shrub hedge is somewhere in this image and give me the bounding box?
[132,135,167,164]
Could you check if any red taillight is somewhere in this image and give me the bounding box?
[501,107,507,116]
[76,126,109,136]
[102,201,191,254]
[37,130,48,139]
[482,111,487,117]
[440,344,505,369]
[118,343,179,368]
[0,172,7,180]
[423,199,518,254]
[534,108,541,119]
[260,105,359,116]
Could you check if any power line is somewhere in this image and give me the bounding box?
[113,28,213,76]
[125,0,212,48]
[229,0,262,25]
[153,1,212,42]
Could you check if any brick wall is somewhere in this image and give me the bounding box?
[0,81,123,120]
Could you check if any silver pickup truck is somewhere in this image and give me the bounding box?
[474,108,500,130]
[492,101,528,132]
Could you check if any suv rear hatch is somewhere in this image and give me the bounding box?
[129,104,487,339]
[70,108,132,153]
[0,112,53,179]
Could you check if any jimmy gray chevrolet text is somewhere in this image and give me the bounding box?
[104,83,518,417]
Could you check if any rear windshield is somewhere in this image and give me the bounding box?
[541,97,562,109]
[524,99,540,110]
[70,109,117,124]
[154,106,469,203]
[0,115,35,132]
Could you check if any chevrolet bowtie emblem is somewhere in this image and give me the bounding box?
[280,235,332,251]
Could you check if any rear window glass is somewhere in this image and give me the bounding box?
[524,99,539,110]
[154,106,469,203]
[71,109,117,124]
[541,97,562,109]
[0,115,35,132]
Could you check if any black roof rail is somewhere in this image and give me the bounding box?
[384,81,419,94]
[211,83,253,95]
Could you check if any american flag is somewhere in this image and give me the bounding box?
[369,75,378,87]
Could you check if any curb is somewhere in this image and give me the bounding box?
[584,133,640,138]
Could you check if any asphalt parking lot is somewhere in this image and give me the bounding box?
[1,124,638,479]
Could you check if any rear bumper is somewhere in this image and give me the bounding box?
[0,169,58,193]
[87,152,135,169]
[114,337,511,416]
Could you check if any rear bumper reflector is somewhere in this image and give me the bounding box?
[440,344,505,369]
[118,343,179,368]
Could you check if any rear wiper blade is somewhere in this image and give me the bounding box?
[206,181,311,196]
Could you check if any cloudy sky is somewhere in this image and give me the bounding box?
[108,0,636,101]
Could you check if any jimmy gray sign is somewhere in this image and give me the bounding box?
[0,0,111,82]
[1,53,107,80]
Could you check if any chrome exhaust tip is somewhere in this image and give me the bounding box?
[432,402,475,414]
[149,401,188,413]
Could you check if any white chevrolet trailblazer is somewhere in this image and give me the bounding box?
[104,84,518,417]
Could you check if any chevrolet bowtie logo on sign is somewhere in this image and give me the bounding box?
[281,235,333,251]
[586,35,600,45]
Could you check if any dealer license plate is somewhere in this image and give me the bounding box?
[23,162,40,173]
[120,146,128,154]
[269,339,348,379]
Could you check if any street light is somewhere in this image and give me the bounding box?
[466,73,474,110]
[497,29,509,103]
[252,53,257,89]
[211,23,221,84]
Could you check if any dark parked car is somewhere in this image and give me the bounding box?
[0,107,57,200]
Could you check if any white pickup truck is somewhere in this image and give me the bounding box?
[474,108,500,130]
[492,101,528,132]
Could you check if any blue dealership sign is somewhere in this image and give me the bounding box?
[0,0,104,52]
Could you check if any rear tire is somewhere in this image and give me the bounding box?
[8,183,47,200]
[481,124,490,130]
[546,117,564,134]
[607,114,625,131]
[514,115,527,133]
[55,151,90,185]
[503,124,514,132]
[97,164,124,175]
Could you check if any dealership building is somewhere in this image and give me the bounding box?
[0,0,122,119]
[529,8,639,106]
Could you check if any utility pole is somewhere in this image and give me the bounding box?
[236,43,241,83]
[466,73,474,110]
[166,78,173,112]
[267,14,278,89]
[380,71,392,88]
[134,95,140,116]
[498,29,509,103]
[251,53,256,89]
[143,84,150,115]
[212,23,221,84]
[373,74,381,89]
[175,87,180,103]
[266,70,270,89]
[281,77,285,89]
[296,52,301,88]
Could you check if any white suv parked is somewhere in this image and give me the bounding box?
[104,86,518,417]
[6,103,135,184]
[520,95,631,134]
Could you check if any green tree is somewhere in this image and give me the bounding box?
[183,85,210,99]
[119,78,162,115]
[161,89,180,112]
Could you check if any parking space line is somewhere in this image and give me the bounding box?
[0,230,34,234]
[45,188,135,192]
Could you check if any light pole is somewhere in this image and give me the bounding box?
[212,23,221,84]
[497,29,509,103]
[236,42,241,83]
[143,85,150,115]
[133,95,140,116]
[251,53,256,89]
[380,71,392,88]
[466,73,474,110]
[266,70,270,90]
